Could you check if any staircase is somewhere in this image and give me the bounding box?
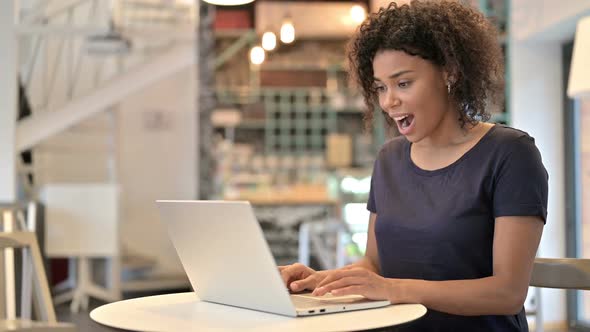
[15,0,198,300]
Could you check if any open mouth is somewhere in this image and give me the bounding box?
[393,114,415,132]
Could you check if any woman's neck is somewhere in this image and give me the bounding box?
[413,108,478,150]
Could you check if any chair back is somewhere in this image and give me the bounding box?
[0,230,56,322]
[528,257,590,332]
[531,258,590,290]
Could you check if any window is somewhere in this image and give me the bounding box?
[564,40,590,331]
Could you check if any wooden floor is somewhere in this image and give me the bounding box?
[56,299,122,332]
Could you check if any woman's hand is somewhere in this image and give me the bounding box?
[312,266,394,301]
[278,263,327,292]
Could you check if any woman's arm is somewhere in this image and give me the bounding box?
[397,216,543,315]
[315,215,543,316]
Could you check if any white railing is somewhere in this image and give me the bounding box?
[17,0,196,115]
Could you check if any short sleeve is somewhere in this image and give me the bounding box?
[367,174,377,213]
[367,154,379,213]
[493,136,548,223]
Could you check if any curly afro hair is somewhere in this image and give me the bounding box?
[347,0,505,131]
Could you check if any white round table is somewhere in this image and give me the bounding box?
[90,292,427,332]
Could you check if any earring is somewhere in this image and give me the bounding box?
[447,82,451,94]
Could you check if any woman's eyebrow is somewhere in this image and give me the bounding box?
[373,70,414,81]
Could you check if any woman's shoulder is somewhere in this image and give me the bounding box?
[485,124,543,163]
[376,135,407,160]
[489,124,536,144]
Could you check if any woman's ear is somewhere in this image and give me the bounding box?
[443,71,456,86]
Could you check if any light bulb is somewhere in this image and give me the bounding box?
[250,46,265,65]
[280,20,295,44]
[202,0,255,5]
[350,5,366,24]
[262,31,277,51]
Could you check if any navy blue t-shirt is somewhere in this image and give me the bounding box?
[367,124,548,332]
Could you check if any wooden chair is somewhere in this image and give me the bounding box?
[1,209,77,332]
[528,258,590,332]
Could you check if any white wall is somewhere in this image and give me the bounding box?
[18,1,199,276]
[33,66,197,275]
[511,41,566,325]
[510,0,590,326]
[512,0,590,42]
[24,0,120,187]
[117,66,196,273]
[0,0,17,202]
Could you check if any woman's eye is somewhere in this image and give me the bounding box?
[375,85,386,92]
[398,81,411,88]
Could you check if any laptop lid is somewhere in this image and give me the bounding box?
[156,200,297,317]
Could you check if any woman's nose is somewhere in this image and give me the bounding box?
[381,91,400,110]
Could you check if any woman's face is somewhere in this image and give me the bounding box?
[372,49,454,143]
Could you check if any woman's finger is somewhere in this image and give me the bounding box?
[291,274,318,292]
[315,269,363,289]
[280,264,313,288]
[330,285,365,297]
[313,276,364,296]
[280,264,301,286]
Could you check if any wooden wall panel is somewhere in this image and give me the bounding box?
[260,70,327,88]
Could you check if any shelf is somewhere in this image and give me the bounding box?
[226,184,338,206]
[238,119,266,129]
[214,29,255,38]
[332,108,364,114]
[212,119,265,129]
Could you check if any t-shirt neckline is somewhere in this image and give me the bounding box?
[406,124,498,176]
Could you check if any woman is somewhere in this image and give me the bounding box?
[280,1,547,331]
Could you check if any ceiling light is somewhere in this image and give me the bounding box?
[202,0,255,6]
[250,46,265,65]
[350,5,366,24]
[280,19,295,44]
[262,31,277,51]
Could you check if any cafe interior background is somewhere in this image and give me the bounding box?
[1,0,590,330]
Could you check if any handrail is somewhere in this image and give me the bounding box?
[22,0,92,23]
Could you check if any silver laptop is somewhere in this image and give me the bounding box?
[156,200,390,317]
